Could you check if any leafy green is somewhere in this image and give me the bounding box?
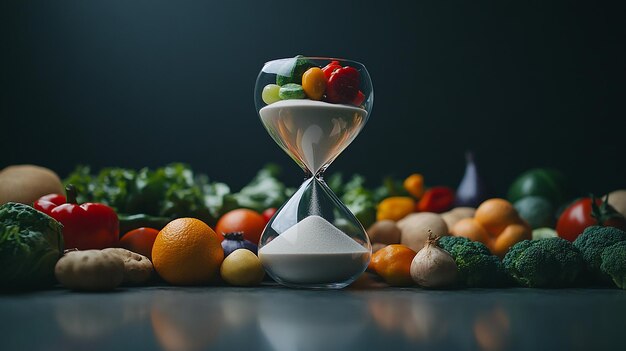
[229,164,294,213]
[326,173,376,229]
[0,202,64,289]
[373,176,408,202]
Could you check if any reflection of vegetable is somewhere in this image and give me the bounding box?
[34,185,119,250]
[0,165,65,205]
[0,202,64,289]
[417,187,455,213]
[55,249,125,291]
[455,152,489,207]
[573,226,626,283]
[410,235,458,289]
[600,241,626,289]
[556,196,626,242]
[503,237,584,288]
[439,236,508,288]
[507,168,570,207]
[221,232,258,257]
[398,212,449,252]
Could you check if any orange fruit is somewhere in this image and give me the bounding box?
[152,218,224,285]
[119,227,159,260]
[451,218,490,245]
[368,244,417,286]
[215,209,266,245]
[474,198,520,236]
[492,223,532,258]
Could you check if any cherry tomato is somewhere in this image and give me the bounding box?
[556,197,626,241]
[326,66,360,104]
[417,187,455,213]
[262,208,277,223]
[215,209,266,244]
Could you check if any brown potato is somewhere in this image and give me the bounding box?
[102,248,154,285]
[367,220,401,245]
[55,250,125,291]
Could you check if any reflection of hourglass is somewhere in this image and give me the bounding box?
[255,56,373,289]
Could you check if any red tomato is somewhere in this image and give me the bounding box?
[262,208,277,223]
[556,197,626,241]
[119,227,160,260]
[326,66,360,104]
[417,187,455,213]
[321,60,342,79]
[215,209,266,244]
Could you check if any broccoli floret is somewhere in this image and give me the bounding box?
[503,237,584,288]
[573,226,626,284]
[600,241,626,289]
[439,236,508,287]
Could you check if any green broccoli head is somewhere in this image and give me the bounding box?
[573,226,626,284]
[439,236,508,287]
[600,241,626,289]
[503,237,584,288]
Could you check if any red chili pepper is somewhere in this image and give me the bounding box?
[326,66,360,104]
[321,60,342,80]
[34,185,119,250]
[417,186,455,213]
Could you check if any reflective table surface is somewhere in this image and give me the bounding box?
[1,284,625,351]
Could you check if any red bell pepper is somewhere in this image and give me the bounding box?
[34,185,119,250]
[417,186,455,213]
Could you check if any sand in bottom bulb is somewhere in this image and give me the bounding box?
[259,215,370,284]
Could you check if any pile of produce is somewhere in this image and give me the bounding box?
[1,159,625,292]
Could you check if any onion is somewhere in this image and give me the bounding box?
[410,232,458,289]
[221,232,258,257]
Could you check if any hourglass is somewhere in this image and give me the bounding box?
[254,56,373,289]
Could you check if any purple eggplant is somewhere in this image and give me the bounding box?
[221,232,258,257]
[455,151,489,207]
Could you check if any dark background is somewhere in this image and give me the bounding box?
[2,0,624,195]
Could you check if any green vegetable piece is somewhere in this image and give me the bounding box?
[507,168,571,207]
[231,164,294,213]
[532,227,558,240]
[514,196,554,229]
[503,237,584,288]
[276,55,313,86]
[573,225,626,284]
[438,236,509,288]
[0,202,64,290]
[279,83,306,100]
[600,241,626,289]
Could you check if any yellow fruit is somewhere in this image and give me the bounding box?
[377,197,415,221]
[474,198,520,236]
[368,244,416,286]
[152,218,224,285]
[301,67,326,100]
[220,249,264,286]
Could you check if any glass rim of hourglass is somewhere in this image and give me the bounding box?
[261,56,368,67]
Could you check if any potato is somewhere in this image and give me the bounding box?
[367,220,401,245]
[606,190,626,218]
[102,248,153,285]
[0,165,65,205]
[398,212,448,252]
[55,250,125,291]
[371,243,388,253]
[441,207,476,229]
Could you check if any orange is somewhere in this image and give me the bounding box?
[492,223,532,258]
[451,218,490,245]
[152,218,224,285]
[474,198,520,236]
[119,227,159,260]
[215,209,266,245]
[368,244,417,286]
